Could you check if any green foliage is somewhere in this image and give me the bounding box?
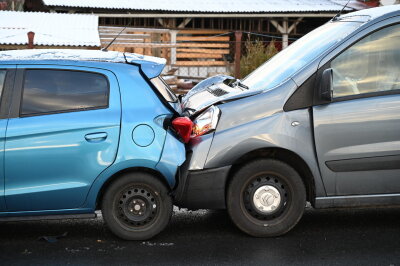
[240,39,278,78]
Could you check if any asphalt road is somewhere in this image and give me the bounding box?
[1,206,400,265]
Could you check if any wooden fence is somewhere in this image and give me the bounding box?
[99,26,233,77]
[175,29,230,66]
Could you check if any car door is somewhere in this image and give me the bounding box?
[0,67,15,211]
[313,23,400,196]
[4,65,121,212]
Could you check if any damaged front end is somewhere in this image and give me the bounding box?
[170,75,262,144]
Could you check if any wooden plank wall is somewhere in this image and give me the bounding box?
[99,26,171,60]
[99,27,231,67]
[175,30,230,66]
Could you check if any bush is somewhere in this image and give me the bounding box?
[240,39,278,78]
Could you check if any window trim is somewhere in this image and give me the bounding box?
[0,68,16,119]
[332,88,400,103]
[18,68,110,118]
[155,76,178,103]
[330,23,400,101]
[283,17,400,111]
[314,20,400,106]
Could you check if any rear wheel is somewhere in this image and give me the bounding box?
[102,172,172,240]
[227,159,306,237]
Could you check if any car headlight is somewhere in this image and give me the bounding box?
[191,105,221,138]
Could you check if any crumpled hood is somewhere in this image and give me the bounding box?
[181,75,262,117]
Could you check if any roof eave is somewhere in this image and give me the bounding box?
[93,12,341,18]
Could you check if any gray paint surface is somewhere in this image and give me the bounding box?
[313,94,400,196]
[184,6,400,208]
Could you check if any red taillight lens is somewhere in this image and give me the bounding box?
[172,117,193,143]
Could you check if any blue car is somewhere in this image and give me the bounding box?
[0,49,185,240]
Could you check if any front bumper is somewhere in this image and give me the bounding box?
[174,160,231,210]
[173,132,230,210]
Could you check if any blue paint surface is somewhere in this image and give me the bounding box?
[132,124,155,147]
[0,60,185,217]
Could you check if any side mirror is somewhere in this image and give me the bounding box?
[320,68,333,102]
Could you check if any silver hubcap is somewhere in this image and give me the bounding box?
[252,185,281,214]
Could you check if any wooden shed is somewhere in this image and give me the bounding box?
[23,0,374,77]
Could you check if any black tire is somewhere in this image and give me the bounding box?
[227,159,306,237]
[101,172,172,240]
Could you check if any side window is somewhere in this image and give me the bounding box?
[0,70,6,99]
[331,24,400,98]
[21,69,109,116]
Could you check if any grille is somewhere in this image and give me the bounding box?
[207,87,228,97]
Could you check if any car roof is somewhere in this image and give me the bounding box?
[339,5,400,21]
[0,49,166,78]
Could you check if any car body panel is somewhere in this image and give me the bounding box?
[5,64,121,211]
[313,94,400,196]
[0,121,6,211]
[312,15,400,197]
[0,53,186,217]
[156,131,186,187]
[0,65,16,211]
[178,6,400,210]
[0,207,94,217]
[203,80,326,197]
[181,75,262,117]
[83,64,184,209]
[187,134,215,170]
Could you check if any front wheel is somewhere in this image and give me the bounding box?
[102,172,172,240]
[227,159,306,237]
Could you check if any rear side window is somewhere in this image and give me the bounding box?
[21,69,109,116]
[151,77,177,102]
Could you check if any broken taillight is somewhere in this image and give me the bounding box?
[172,117,193,143]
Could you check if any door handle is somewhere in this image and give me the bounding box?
[85,132,108,142]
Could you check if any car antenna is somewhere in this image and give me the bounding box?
[102,19,132,52]
[332,0,351,21]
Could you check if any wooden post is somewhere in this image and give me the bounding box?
[151,33,161,57]
[282,18,289,49]
[170,30,178,65]
[27,31,35,49]
[234,31,242,79]
[271,17,302,50]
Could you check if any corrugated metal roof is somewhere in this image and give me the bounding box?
[0,11,100,47]
[42,0,354,13]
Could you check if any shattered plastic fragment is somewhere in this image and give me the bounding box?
[38,232,68,243]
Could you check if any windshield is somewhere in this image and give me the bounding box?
[242,21,364,91]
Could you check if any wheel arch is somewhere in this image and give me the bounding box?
[95,167,171,210]
[226,147,316,204]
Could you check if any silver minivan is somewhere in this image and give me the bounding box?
[171,5,400,237]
